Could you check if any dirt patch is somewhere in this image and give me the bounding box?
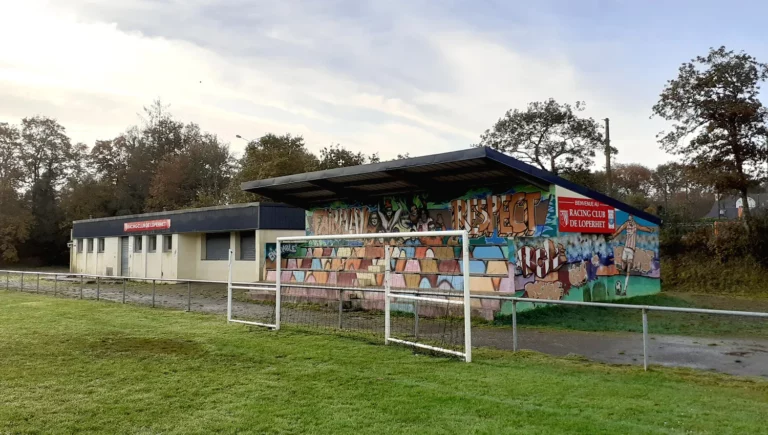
[89,336,205,357]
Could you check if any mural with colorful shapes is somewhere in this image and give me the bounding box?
[306,186,557,241]
[264,185,660,315]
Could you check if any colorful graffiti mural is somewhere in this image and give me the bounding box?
[265,187,661,313]
[306,186,557,241]
[509,211,660,303]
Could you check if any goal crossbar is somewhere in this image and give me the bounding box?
[388,293,464,305]
[277,230,472,362]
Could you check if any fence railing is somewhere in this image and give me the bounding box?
[3,269,768,370]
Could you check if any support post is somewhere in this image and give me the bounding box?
[6,271,9,291]
[642,308,649,371]
[96,276,100,301]
[152,279,156,308]
[512,300,518,352]
[338,289,344,329]
[462,231,472,363]
[187,281,192,312]
[20,272,23,291]
[275,241,282,330]
[54,274,58,296]
[227,250,233,322]
[79,275,83,299]
[122,279,126,304]
[384,244,391,344]
[36,274,40,293]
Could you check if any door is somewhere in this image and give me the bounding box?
[120,236,130,276]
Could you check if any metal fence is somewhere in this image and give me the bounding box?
[3,269,768,371]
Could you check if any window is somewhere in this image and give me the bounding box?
[87,238,94,253]
[134,236,143,253]
[98,238,105,253]
[239,231,255,261]
[77,239,83,253]
[163,235,173,252]
[204,232,230,260]
[148,236,157,253]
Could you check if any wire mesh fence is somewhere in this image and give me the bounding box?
[4,269,768,372]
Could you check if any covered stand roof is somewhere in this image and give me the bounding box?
[241,147,661,225]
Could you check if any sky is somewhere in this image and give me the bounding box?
[2,0,768,166]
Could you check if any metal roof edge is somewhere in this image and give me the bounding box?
[240,147,489,191]
[484,147,662,225]
[72,202,263,224]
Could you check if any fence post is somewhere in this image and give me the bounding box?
[642,308,649,371]
[96,276,100,301]
[338,289,344,329]
[226,251,233,322]
[54,274,58,296]
[275,242,282,330]
[6,271,9,291]
[122,279,126,304]
[384,244,391,345]
[152,279,156,308]
[20,272,23,291]
[414,300,420,339]
[461,231,472,363]
[79,275,83,299]
[512,300,518,352]
[36,274,40,293]
[187,281,191,312]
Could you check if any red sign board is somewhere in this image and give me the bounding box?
[557,197,615,233]
[123,219,171,232]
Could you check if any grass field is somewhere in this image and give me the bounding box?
[2,291,768,434]
[496,293,768,337]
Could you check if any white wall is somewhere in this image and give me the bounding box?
[71,237,119,276]
[555,185,590,200]
[71,229,305,282]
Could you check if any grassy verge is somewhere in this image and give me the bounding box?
[1,290,768,434]
[662,256,768,297]
[492,293,768,337]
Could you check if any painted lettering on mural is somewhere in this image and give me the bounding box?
[451,192,550,238]
[265,243,300,262]
[515,239,567,279]
[558,197,616,234]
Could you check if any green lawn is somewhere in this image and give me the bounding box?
[493,293,768,338]
[1,291,768,434]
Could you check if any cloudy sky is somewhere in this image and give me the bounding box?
[2,0,767,166]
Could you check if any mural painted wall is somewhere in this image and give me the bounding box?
[264,184,661,314]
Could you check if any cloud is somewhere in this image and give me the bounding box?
[0,0,673,166]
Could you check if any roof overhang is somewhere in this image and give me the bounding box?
[241,147,661,225]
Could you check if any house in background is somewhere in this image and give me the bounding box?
[704,194,768,219]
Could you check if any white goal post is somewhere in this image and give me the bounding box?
[226,249,280,329]
[276,230,472,363]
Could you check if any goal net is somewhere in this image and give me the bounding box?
[273,230,472,362]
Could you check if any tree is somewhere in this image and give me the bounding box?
[59,176,115,223]
[0,123,31,262]
[653,46,768,219]
[16,116,82,264]
[229,133,319,203]
[611,164,654,211]
[145,132,234,211]
[317,144,379,170]
[652,162,687,211]
[18,116,79,190]
[477,99,605,175]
